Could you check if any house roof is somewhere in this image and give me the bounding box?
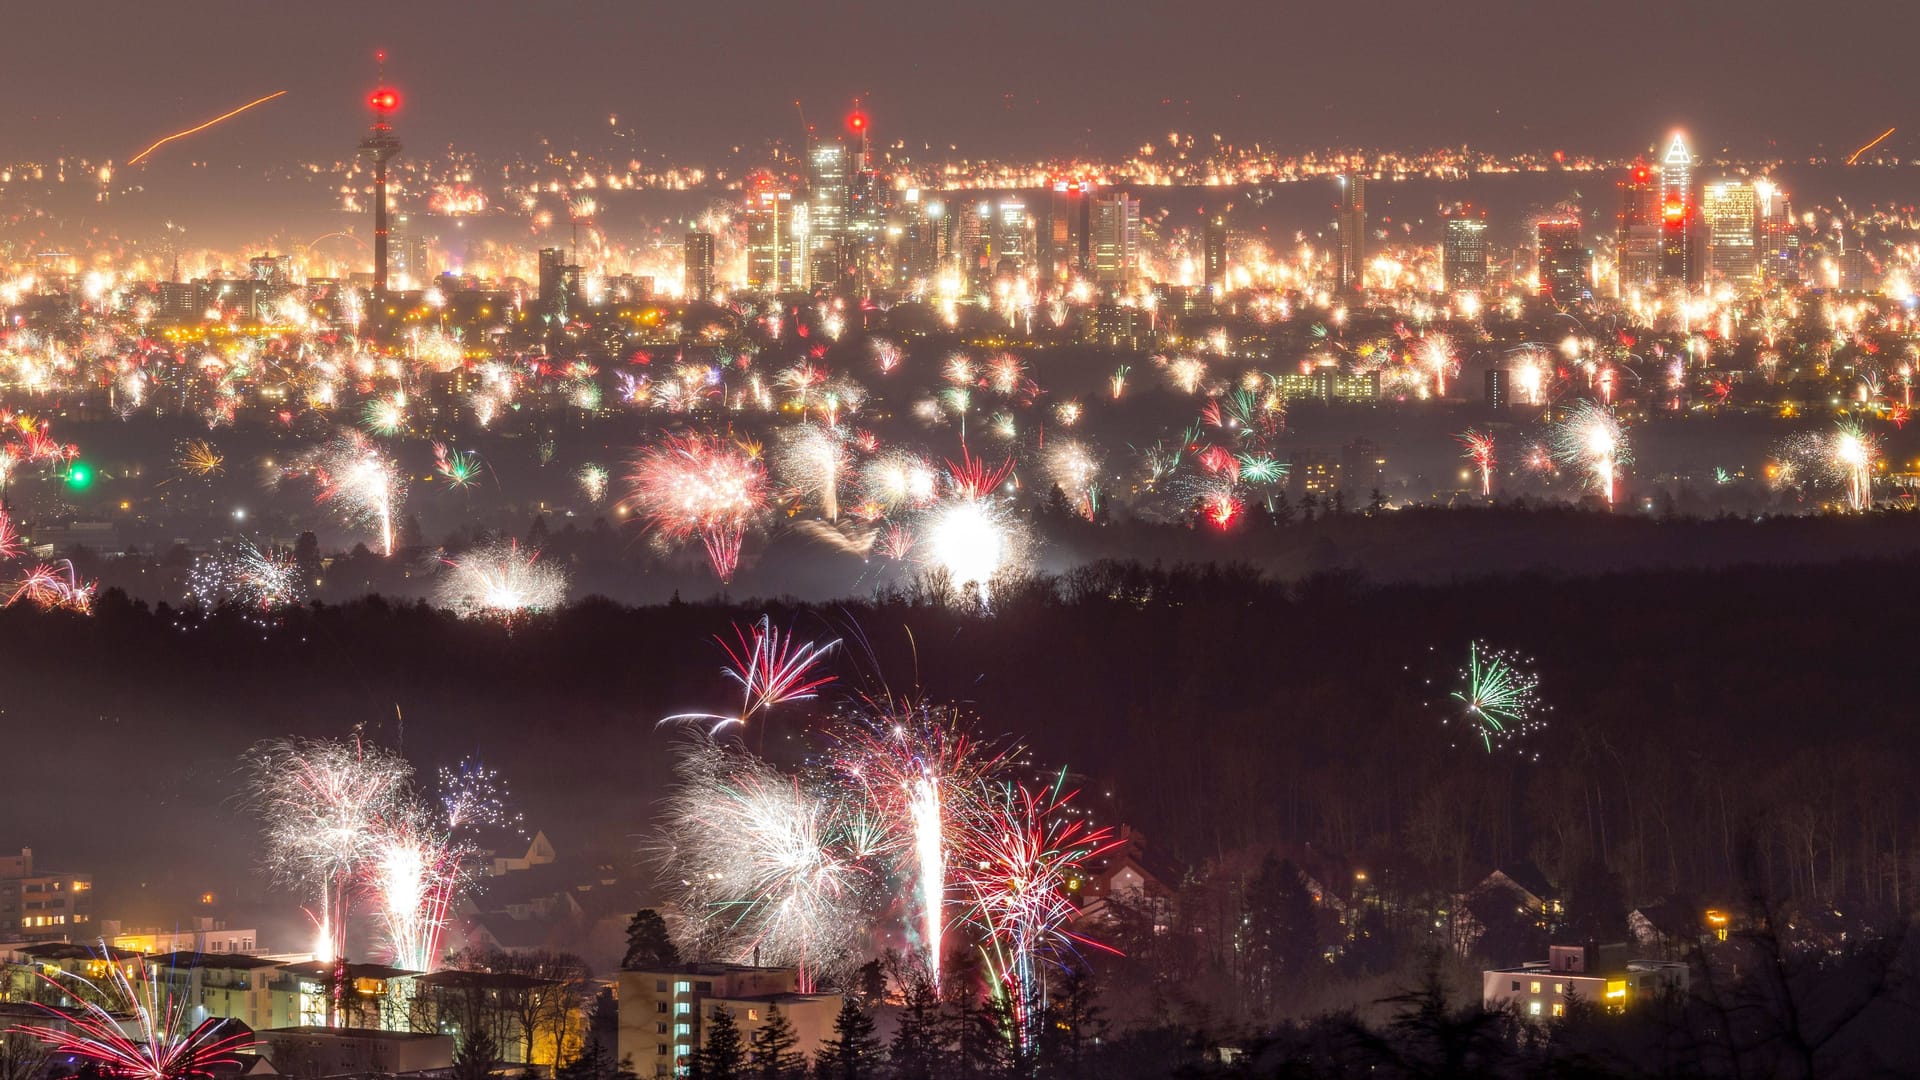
[275,961,418,981]
[1485,863,1557,902]
[145,951,285,970]
[412,969,556,991]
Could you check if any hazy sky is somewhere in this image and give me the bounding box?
[3,1,1912,165]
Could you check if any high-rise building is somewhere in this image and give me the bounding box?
[537,247,580,319]
[616,963,842,1080]
[745,190,798,292]
[1657,134,1699,289]
[1089,192,1141,288]
[991,200,1030,279]
[248,254,294,288]
[1442,206,1489,291]
[1485,368,1510,411]
[683,231,715,302]
[1203,213,1230,296]
[1701,180,1759,293]
[1615,161,1662,294]
[1754,178,1798,284]
[806,141,850,287]
[1337,173,1367,293]
[1535,218,1590,305]
[1040,180,1091,287]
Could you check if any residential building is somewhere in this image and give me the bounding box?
[1482,943,1688,1019]
[616,963,841,1079]
[0,848,92,939]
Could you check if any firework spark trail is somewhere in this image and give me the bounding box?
[1552,401,1629,505]
[7,559,95,612]
[1829,421,1880,511]
[1418,334,1458,397]
[19,956,255,1080]
[776,423,851,522]
[176,438,225,478]
[1044,439,1102,520]
[1447,641,1546,754]
[128,90,288,165]
[246,736,413,960]
[435,540,569,619]
[653,738,865,990]
[662,615,840,734]
[627,432,769,583]
[951,781,1120,1048]
[189,540,305,611]
[297,430,405,556]
[1458,429,1496,496]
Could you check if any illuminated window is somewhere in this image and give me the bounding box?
[1553,983,1563,994]
[675,1002,690,1015]
[747,1010,760,1021]
[1528,1001,1542,1016]
[674,981,691,994]
[1551,1003,1565,1018]
[1529,981,1541,994]
[675,1024,690,1036]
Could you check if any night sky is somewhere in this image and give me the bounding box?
[3,0,1913,165]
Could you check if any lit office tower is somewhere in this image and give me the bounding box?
[991,200,1030,279]
[1701,180,1759,293]
[1754,178,1797,283]
[1337,173,1367,293]
[1658,133,1698,288]
[1203,213,1230,295]
[684,231,715,301]
[1441,206,1489,291]
[1089,191,1141,288]
[1615,161,1662,294]
[745,190,797,292]
[1040,180,1091,287]
[807,141,851,287]
[1535,218,1590,305]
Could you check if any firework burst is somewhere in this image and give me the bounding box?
[435,540,569,619]
[1446,641,1547,755]
[296,430,405,557]
[1458,429,1496,497]
[1552,401,1629,505]
[662,615,840,735]
[627,432,769,583]
[19,955,254,1080]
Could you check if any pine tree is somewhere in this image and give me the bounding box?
[888,972,942,1080]
[748,1003,802,1080]
[813,996,880,1080]
[452,1026,498,1080]
[621,909,681,970]
[699,1006,745,1080]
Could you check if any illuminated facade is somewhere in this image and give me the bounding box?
[0,847,91,939]
[806,141,850,287]
[1701,180,1759,292]
[1483,944,1688,1020]
[744,190,798,292]
[1089,192,1141,287]
[616,964,841,1079]
[1337,173,1367,293]
[1615,161,1662,293]
[1442,207,1489,290]
[1041,180,1091,286]
[1657,134,1698,288]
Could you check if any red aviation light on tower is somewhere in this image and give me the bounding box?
[369,88,400,115]
[847,110,867,133]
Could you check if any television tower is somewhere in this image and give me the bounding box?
[358,52,402,302]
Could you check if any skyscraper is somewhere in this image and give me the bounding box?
[1535,218,1590,305]
[1615,161,1662,294]
[1657,133,1699,289]
[1337,173,1367,293]
[1203,212,1230,296]
[1040,180,1091,287]
[1442,206,1489,291]
[1701,180,1759,293]
[684,231,715,301]
[745,190,798,292]
[1089,192,1141,288]
[538,247,580,319]
[807,141,850,287]
[1754,178,1798,284]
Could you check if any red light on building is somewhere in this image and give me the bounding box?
[369,88,400,114]
[1662,200,1686,222]
[848,111,867,132]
